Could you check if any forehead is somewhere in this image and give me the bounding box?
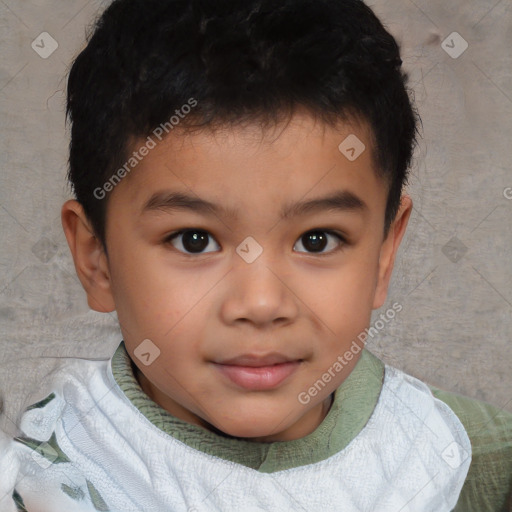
[107,113,387,224]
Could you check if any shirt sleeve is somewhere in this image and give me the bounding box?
[429,386,512,512]
[0,426,20,512]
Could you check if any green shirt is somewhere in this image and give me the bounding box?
[112,341,512,511]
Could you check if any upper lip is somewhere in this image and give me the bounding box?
[215,353,301,367]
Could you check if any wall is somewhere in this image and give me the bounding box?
[0,0,510,422]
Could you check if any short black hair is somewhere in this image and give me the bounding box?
[66,0,420,250]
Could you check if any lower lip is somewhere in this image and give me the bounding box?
[214,361,301,390]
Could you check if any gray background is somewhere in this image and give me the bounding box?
[0,0,511,429]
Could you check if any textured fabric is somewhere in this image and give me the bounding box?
[430,387,512,512]
[115,340,512,509]
[0,341,471,512]
[111,341,385,471]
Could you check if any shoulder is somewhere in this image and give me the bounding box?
[0,356,113,512]
[381,364,472,450]
[429,385,512,512]
[11,354,112,439]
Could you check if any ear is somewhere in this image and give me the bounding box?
[372,195,412,310]
[61,199,116,313]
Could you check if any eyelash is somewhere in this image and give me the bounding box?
[162,228,347,256]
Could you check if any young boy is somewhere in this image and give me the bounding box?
[0,0,511,510]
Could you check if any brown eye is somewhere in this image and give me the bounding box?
[294,230,345,254]
[165,229,220,254]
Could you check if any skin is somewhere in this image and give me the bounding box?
[61,112,412,442]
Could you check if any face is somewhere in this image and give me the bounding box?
[62,112,411,442]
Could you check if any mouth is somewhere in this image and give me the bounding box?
[213,354,303,391]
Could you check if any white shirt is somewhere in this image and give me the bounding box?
[0,350,471,512]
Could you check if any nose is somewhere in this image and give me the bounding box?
[220,251,299,328]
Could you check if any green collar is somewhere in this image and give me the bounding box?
[111,340,384,473]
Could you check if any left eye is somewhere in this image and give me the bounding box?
[293,230,346,254]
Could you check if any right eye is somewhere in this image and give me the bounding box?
[163,229,221,255]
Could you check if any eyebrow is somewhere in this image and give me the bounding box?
[140,189,367,220]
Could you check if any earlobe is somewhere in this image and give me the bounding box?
[372,195,413,310]
[61,199,116,313]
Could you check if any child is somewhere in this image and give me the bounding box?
[0,0,511,510]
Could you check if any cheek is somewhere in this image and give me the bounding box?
[108,249,181,337]
[111,255,215,347]
[306,252,379,343]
